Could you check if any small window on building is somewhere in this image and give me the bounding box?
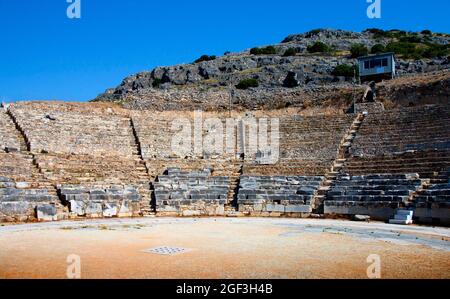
[364,61,370,69]
[382,58,388,67]
[370,59,382,68]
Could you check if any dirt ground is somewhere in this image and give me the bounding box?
[0,218,449,279]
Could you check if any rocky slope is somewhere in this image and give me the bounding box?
[93,29,450,111]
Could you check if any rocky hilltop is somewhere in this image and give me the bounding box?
[93,29,450,111]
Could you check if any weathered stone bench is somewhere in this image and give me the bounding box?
[237,175,323,216]
[324,173,425,220]
[59,185,143,218]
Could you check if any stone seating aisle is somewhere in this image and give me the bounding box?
[324,174,425,220]
[0,110,20,152]
[154,167,230,216]
[237,175,323,216]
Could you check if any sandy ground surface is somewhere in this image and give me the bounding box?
[0,218,449,279]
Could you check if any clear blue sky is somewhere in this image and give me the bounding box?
[0,0,449,102]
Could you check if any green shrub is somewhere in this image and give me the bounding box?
[250,46,277,55]
[385,42,418,58]
[307,42,331,53]
[399,34,423,43]
[235,78,259,89]
[194,55,216,63]
[371,44,386,54]
[384,42,449,59]
[421,30,432,35]
[283,47,298,57]
[421,43,450,58]
[350,44,369,58]
[331,64,359,78]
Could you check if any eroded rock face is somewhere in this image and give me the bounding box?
[93,29,450,111]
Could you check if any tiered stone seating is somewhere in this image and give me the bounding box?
[8,102,151,218]
[9,102,137,157]
[335,104,450,223]
[35,153,148,184]
[0,152,60,222]
[133,112,243,204]
[154,167,229,216]
[350,105,450,157]
[34,153,151,217]
[243,114,354,176]
[343,151,450,179]
[414,169,450,225]
[237,175,323,216]
[324,174,425,220]
[0,110,20,152]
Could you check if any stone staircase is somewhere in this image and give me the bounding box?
[0,109,61,222]
[312,113,365,213]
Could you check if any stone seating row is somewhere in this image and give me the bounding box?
[154,168,230,216]
[59,185,143,218]
[351,105,450,157]
[9,104,138,157]
[237,175,323,215]
[34,153,149,185]
[342,151,450,179]
[132,113,354,164]
[243,159,332,176]
[414,177,450,225]
[324,174,424,220]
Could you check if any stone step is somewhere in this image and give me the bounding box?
[389,219,413,225]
